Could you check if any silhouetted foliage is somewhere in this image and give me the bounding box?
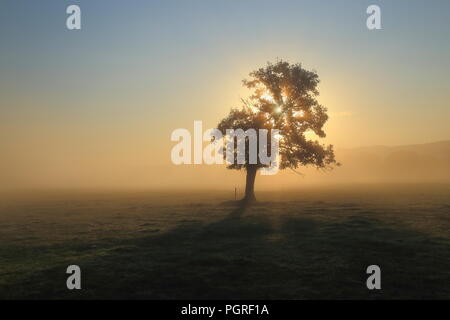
[217,60,339,203]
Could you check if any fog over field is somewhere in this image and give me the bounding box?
[1,140,449,193]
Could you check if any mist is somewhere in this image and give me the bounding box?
[2,140,449,193]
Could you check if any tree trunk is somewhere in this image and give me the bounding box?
[243,165,257,203]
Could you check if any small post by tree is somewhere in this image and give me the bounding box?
[217,60,339,204]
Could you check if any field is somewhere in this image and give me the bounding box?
[0,184,449,299]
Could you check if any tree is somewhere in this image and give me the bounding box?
[217,60,339,204]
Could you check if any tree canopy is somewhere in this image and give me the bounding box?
[217,60,339,173]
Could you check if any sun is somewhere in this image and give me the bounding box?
[259,91,284,114]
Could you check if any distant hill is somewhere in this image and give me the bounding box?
[331,140,450,183]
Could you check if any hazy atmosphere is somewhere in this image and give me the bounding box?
[1,0,449,191]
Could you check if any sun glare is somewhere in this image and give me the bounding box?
[261,91,275,103]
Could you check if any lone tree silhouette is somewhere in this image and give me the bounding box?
[217,60,339,203]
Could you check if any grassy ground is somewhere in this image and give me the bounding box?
[0,184,449,299]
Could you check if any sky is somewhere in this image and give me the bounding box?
[0,0,449,190]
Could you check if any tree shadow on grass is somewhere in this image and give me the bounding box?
[2,207,450,299]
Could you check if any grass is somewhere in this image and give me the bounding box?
[0,184,449,299]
